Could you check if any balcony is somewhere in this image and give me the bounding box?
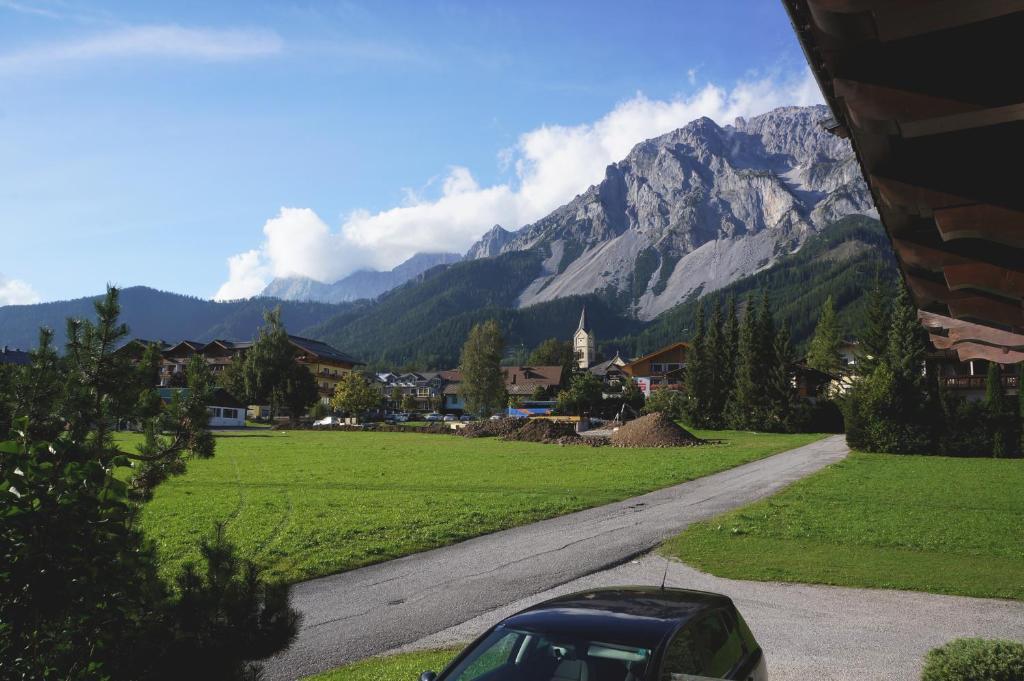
[941,375,1019,390]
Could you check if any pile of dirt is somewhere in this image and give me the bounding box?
[500,419,587,445]
[609,412,704,448]
[460,417,526,438]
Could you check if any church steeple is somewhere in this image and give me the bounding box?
[577,305,591,334]
[573,305,596,369]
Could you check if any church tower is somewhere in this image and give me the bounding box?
[573,306,596,369]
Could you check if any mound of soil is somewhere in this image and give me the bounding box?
[609,412,704,448]
[461,417,526,438]
[501,419,587,445]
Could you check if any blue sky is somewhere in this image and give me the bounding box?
[0,0,820,304]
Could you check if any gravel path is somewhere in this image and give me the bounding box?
[263,435,849,680]
[399,555,1024,681]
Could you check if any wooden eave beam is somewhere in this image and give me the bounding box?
[919,310,1024,349]
[946,296,1024,329]
[953,342,1024,364]
[943,262,1024,300]
[933,204,1024,249]
[807,0,1024,42]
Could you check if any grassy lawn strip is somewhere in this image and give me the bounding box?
[662,452,1024,600]
[128,429,823,584]
[304,648,459,681]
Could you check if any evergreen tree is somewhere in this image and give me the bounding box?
[720,295,740,416]
[806,295,842,375]
[0,287,298,680]
[459,320,506,416]
[704,301,728,427]
[766,324,797,431]
[857,274,890,376]
[528,338,576,377]
[985,362,1010,457]
[726,296,761,430]
[10,328,64,441]
[683,303,711,426]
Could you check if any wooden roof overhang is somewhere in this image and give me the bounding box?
[783,0,1024,362]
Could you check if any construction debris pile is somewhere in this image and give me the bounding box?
[609,412,704,448]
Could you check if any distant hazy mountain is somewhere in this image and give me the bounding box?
[262,252,463,303]
[0,287,349,351]
[464,105,874,320]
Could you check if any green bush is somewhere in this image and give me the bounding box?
[921,638,1024,681]
[641,389,686,420]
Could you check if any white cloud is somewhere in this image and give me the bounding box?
[214,70,824,300]
[0,24,283,74]
[0,274,41,306]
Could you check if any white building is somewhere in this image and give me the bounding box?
[574,306,596,369]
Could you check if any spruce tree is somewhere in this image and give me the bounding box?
[766,324,797,431]
[806,295,842,375]
[684,303,710,426]
[726,296,760,430]
[704,300,727,427]
[459,320,506,416]
[720,295,740,415]
[857,274,890,377]
[985,361,1009,457]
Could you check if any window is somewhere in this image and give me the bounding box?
[417,388,430,397]
[695,611,746,678]
[207,407,222,418]
[222,408,238,420]
[445,627,650,681]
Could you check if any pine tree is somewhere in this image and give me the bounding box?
[857,274,890,377]
[704,300,727,427]
[684,303,710,426]
[766,324,797,431]
[985,361,1009,457]
[726,296,760,430]
[459,320,506,416]
[806,295,842,374]
[720,295,740,415]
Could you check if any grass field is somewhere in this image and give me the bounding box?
[128,428,824,584]
[662,452,1024,600]
[304,648,459,681]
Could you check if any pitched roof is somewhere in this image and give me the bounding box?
[624,341,689,369]
[0,346,31,366]
[504,365,563,388]
[287,336,365,366]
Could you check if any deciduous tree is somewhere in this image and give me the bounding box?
[331,372,380,417]
[459,320,506,416]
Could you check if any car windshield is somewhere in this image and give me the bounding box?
[440,626,651,681]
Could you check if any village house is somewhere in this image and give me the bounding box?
[621,342,689,396]
[156,386,247,428]
[0,346,32,366]
[439,365,564,414]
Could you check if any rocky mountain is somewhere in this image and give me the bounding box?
[262,251,463,303]
[465,224,514,259]
[465,105,874,320]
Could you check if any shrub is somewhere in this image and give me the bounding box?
[641,389,686,421]
[789,399,844,434]
[921,638,1024,681]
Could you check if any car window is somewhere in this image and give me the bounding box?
[448,630,522,681]
[695,611,745,678]
[660,627,702,679]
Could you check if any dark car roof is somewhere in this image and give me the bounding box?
[499,586,731,649]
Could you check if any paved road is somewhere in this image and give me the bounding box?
[264,435,849,680]
[402,556,1024,681]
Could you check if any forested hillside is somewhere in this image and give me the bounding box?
[606,215,898,357]
[0,287,349,349]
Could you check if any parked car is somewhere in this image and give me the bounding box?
[419,586,767,681]
[390,412,410,422]
[489,414,503,421]
[425,413,444,422]
[312,416,343,427]
[442,414,457,422]
[459,414,476,422]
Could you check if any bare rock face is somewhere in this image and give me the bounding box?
[467,105,874,320]
[465,224,514,260]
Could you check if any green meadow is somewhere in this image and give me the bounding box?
[663,452,1024,600]
[127,428,824,584]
